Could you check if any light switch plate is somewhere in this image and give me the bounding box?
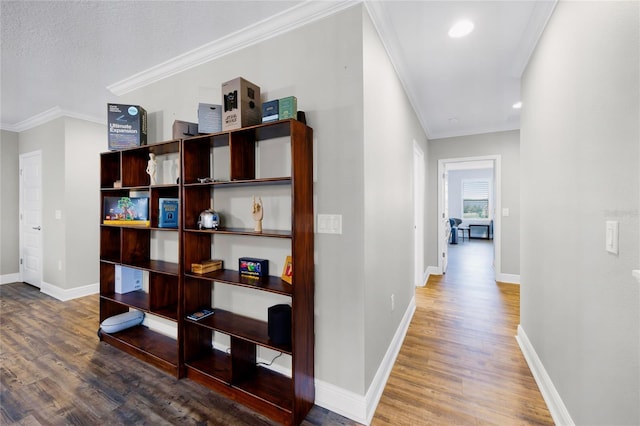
[502,208,510,217]
[317,214,342,234]
[605,221,618,254]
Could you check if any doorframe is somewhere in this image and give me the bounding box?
[437,155,502,280]
[19,150,43,288]
[413,141,425,286]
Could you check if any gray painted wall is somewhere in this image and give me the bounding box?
[1,130,20,276]
[521,1,639,424]
[427,130,520,276]
[362,9,428,389]
[17,117,105,290]
[119,5,427,396]
[19,118,66,286]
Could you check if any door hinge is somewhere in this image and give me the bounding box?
[442,252,446,258]
[19,168,23,176]
[20,258,23,265]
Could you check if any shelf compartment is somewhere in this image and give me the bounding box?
[100,227,121,263]
[185,269,292,296]
[185,308,292,354]
[233,365,293,413]
[100,151,121,189]
[100,324,179,377]
[122,259,179,276]
[185,347,232,384]
[149,272,179,321]
[101,290,150,312]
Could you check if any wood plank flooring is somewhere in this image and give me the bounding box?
[1,239,552,425]
[372,240,553,425]
[0,283,352,426]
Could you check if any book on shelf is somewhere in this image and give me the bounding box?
[103,196,149,226]
[187,308,215,321]
[158,198,179,228]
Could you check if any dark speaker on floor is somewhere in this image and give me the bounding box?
[268,304,291,345]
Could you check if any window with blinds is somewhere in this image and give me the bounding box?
[462,179,490,219]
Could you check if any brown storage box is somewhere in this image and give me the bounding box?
[221,77,261,131]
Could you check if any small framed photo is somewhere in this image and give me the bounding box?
[281,256,293,285]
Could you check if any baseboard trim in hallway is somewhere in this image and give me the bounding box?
[516,324,575,426]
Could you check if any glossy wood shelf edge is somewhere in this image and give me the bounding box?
[184,308,292,354]
[185,269,293,296]
[183,177,291,187]
[122,260,180,276]
[183,227,291,239]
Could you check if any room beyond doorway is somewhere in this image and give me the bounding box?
[437,155,501,279]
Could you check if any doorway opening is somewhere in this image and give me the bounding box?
[437,156,501,280]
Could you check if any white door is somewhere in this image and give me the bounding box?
[413,142,425,286]
[20,151,43,287]
[439,165,450,274]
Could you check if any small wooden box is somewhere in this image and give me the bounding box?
[192,259,223,274]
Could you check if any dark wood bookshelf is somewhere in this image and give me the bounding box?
[99,120,314,425]
[99,139,183,378]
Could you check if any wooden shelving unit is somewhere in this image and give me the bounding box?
[99,140,182,378]
[99,120,314,425]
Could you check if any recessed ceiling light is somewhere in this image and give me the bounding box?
[512,101,522,109]
[448,20,474,38]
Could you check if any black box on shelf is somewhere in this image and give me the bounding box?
[221,77,261,131]
[268,304,291,345]
[198,103,222,133]
[108,104,147,150]
[239,257,268,278]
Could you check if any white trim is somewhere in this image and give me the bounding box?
[0,273,20,285]
[632,270,640,283]
[516,325,575,426]
[426,265,441,277]
[315,379,368,425]
[314,295,416,425]
[107,0,360,96]
[40,281,99,302]
[496,273,520,285]
[3,106,104,133]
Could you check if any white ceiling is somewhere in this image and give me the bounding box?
[0,0,555,139]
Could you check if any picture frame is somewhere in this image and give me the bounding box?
[281,255,293,285]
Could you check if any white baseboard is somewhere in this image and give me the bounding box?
[40,281,99,301]
[426,265,441,278]
[516,325,574,426]
[497,273,520,284]
[315,296,416,425]
[0,273,20,285]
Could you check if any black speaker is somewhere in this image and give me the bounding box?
[268,304,291,345]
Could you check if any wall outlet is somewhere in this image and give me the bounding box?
[391,294,395,311]
[58,260,62,271]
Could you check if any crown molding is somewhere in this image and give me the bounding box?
[364,0,434,139]
[107,0,361,96]
[0,107,104,133]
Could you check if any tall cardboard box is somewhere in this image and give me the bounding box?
[221,77,261,131]
[108,103,147,150]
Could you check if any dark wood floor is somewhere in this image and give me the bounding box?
[0,283,353,426]
[372,239,553,425]
[1,240,552,425]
